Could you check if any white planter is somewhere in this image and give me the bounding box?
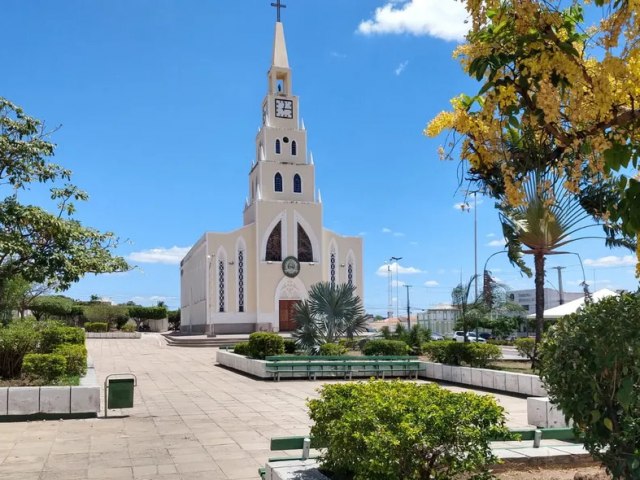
[527,397,571,428]
[216,350,270,379]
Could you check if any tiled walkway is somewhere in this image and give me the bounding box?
[0,334,531,480]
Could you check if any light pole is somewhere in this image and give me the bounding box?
[386,260,393,319]
[405,285,412,329]
[390,256,402,318]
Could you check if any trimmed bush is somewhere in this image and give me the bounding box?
[319,343,347,356]
[121,323,136,332]
[515,337,535,361]
[53,343,87,376]
[308,380,510,480]
[248,332,284,359]
[362,339,409,356]
[22,353,66,383]
[233,342,250,356]
[84,322,108,333]
[466,342,502,367]
[424,341,501,367]
[338,338,357,350]
[283,339,297,354]
[39,325,85,353]
[0,319,41,378]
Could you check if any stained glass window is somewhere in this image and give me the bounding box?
[274,173,283,192]
[275,139,281,154]
[292,140,297,155]
[238,250,245,312]
[298,224,313,262]
[218,260,225,312]
[266,222,282,261]
[330,252,336,287]
[293,174,302,193]
[348,263,354,287]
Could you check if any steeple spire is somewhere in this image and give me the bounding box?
[271,21,289,69]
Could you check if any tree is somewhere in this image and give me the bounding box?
[292,282,367,352]
[128,305,167,330]
[0,98,129,301]
[30,295,82,322]
[426,0,640,272]
[451,275,485,341]
[540,292,640,479]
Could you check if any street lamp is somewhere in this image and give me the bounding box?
[390,256,402,319]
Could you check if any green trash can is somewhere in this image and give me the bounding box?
[105,374,137,417]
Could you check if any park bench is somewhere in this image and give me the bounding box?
[258,428,581,479]
[264,355,420,381]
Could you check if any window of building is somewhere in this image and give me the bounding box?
[347,263,353,287]
[293,174,302,193]
[292,140,297,155]
[330,251,336,287]
[275,139,281,154]
[298,224,313,262]
[238,250,245,312]
[218,260,225,312]
[274,173,283,192]
[266,222,282,261]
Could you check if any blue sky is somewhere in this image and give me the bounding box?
[4,0,638,314]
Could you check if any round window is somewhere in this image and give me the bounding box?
[283,137,289,143]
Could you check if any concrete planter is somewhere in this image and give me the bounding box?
[0,357,100,420]
[216,350,270,379]
[85,332,141,339]
[420,361,547,397]
[527,397,571,428]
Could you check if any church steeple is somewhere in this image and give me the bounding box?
[272,22,289,70]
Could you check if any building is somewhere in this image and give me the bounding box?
[179,18,363,335]
[416,304,460,335]
[508,288,583,314]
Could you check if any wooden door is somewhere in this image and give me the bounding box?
[279,300,299,331]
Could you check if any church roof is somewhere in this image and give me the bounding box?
[272,22,289,69]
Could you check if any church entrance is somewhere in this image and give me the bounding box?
[279,300,299,332]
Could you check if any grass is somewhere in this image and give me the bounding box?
[0,374,81,387]
[487,360,535,374]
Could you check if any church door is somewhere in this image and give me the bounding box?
[279,300,299,332]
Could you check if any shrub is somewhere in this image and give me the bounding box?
[308,380,510,480]
[114,313,129,330]
[337,338,357,350]
[248,332,284,359]
[233,342,250,356]
[362,339,409,356]
[515,337,535,361]
[22,353,66,383]
[540,293,640,479]
[0,319,41,378]
[283,339,297,354]
[121,322,136,332]
[167,309,181,330]
[379,326,392,339]
[39,325,85,353]
[319,343,347,356]
[84,322,108,332]
[53,343,87,376]
[423,341,501,367]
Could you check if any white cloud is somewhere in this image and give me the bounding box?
[358,231,367,236]
[486,239,506,247]
[394,60,409,76]
[376,262,423,276]
[382,227,393,234]
[393,232,405,237]
[129,295,178,307]
[357,0,469,42]
[128,246,191,265]
[424,280,439,287]
[486,233,496,238]
[584,255,636,268]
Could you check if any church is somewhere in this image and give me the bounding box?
[179,14,364,335]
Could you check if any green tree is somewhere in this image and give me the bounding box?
[30,295,81,322]
[0,98,129,302]
[292,282,367,352]
[451,275,485,342]
[128,305,167,329]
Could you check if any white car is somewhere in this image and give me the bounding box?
[453,331,486,343]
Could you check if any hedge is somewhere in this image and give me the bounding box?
[248,332,284,359]
[319,343,347,356]
[84,322,108,332]
[0,319,41,378]
[22,353,67,383]
[39,325,85,353]
[283,339,297,354]
[362,339,409,356]
[423,341,501,367]
[233,342,250,356]
[53,343,87,376]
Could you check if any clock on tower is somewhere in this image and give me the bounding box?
[275,98,293,119]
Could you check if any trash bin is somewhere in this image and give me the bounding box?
[104,374,137,417]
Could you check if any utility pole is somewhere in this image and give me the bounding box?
[405,285,412,329]
[386,261,393,319]
[474,193,478,301]
[552,266,566,305]
[390,256,402,318]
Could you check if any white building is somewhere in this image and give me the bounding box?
[180,20,363,335]
[417,304,460,335]
[508,288,583,314]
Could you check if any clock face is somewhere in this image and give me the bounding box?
[282,256,300,278]
[275,99,293,119]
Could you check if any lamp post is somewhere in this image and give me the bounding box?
[405,285,412,329]
[390,256,402,318]
[478,250,507,340]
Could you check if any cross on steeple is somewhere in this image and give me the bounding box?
[271,0,286,22]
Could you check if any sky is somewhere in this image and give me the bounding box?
[3,0,639,315]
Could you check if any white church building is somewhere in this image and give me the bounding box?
[180,18,364,335]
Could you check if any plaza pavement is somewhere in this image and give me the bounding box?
[0,333,531,480]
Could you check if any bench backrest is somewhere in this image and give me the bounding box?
[265,355,415,361]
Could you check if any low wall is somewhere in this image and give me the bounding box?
[527,397,571,428]
[216,350,270,379]
[0,357,100,421]
[420,361,547,397]
[86,332,140,339]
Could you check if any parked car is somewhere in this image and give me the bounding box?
[453,331,486,343]
[478,332,493,340]
[430,333,444,341]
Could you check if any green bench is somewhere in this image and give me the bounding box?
[264,355,421,381]
[258,428,581,478]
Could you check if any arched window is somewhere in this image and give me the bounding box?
[275,139,281,154]
[266,221,282,261]
[293,174,302,193]
[238,249,245,312]
[347,263,354,287]
[330,251,336,287]
[291,140,297,156]
[298,224,313,262]
[274,173,283,192]
[218,260,225,312]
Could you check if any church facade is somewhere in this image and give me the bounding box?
[180,20,363,335]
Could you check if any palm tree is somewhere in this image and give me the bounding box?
[451,275,485,342]
[499,170,634,363]
[292,282,367,352]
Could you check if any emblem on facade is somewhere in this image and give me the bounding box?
[282,256,300,278]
